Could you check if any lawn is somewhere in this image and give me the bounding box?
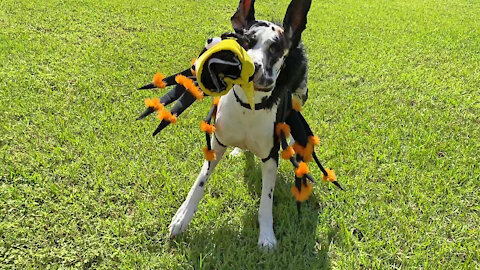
[1,0,479,268]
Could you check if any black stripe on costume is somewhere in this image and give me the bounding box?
[162,68,194,86]
[152,92,197,137]
[160,84,187,106]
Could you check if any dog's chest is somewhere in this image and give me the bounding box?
[215,88,277,159]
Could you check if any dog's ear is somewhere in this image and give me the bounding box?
[231,0,256,33]
[283,0,312,49]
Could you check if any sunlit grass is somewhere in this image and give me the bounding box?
[1,0,479,268]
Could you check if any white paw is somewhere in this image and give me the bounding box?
[258,230,277,250]
[168,204,195,238]
[229,147,244,157]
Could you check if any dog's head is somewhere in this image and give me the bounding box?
[231,0,311,92]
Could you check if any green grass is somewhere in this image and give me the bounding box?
[1,0,479,268]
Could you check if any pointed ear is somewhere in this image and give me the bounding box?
[283,0,312,49]
[231,0,256,33]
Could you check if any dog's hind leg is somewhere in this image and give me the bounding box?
[168,137,227,238]
[258,158,278,249]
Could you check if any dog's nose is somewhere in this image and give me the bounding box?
[263,77,274,86]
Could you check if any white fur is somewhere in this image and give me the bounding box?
[257,158,278,249]
[169,87,280,249]
[215,87,277,158]
[169,138,227,237]
[247,22,286,89]
[169,22,290,250]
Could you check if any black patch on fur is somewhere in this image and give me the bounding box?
[268,193,272,199]
[270,37,284,55]
[265,42,286,76]
[262,42,308,109]
[199,181,205,187]
[248,38,257,50]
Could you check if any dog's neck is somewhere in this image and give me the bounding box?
[232,84,272,105]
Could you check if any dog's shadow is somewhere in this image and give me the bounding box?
[168,151,340,269]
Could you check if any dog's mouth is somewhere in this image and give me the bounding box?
[252,71,275,92]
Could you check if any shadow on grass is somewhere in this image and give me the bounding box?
[167,151,339,269]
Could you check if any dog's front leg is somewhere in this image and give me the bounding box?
[258,158,278,249]
[168,137,227,238]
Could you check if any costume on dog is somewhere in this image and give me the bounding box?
[137,35,343,212]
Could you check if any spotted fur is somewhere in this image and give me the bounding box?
[169,0,312,250]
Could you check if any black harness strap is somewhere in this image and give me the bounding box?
[214,134,227,148]
[261,141,280,164]
[233,90,270,110]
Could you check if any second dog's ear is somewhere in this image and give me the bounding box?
[283,0,312,49]
[231,0,256,33]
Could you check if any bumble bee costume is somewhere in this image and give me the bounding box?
[137,35,343,213]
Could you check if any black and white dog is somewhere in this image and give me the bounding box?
[168,0,311,249]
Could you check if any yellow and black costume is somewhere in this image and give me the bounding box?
[136,35,342,212]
